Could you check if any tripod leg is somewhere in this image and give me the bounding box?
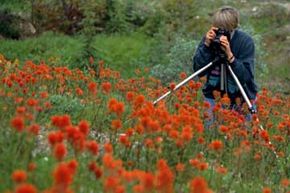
[153,60,215,105]
[227,64,278,158]
[226,65,256,113]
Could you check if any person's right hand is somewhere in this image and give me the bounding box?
[204,27,218,47]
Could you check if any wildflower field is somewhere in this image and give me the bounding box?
[0,54,289,193]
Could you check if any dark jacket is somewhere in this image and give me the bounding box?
[193,29,258,100]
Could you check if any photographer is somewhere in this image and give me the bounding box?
[193,6,258,121]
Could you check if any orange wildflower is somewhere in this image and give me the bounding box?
[281,178,289,187]
[28,124,40,135]
[28,162,37,172]
[12,170,27,183]
[88,161,97,172]
[189,176,212,193]
[215,165,228,175]
[88,81,97,94]
[48,131,64,146]
[169,82,176,90]
[260,130,269,142]
[111,119,122,130]
[181,126,193,142]
[113,102,125,117]
[53,143,67,161]
[219,125,229,133]
[189,159,200,168]
[104,142,113,154]
[156,159,174,193]
[101,81,111,94]
[134,94,145,107]
[75,87,83,96]
[16,106,26,114]
[53,162,74,188]
[176,163,185,172]
[180,72,187,79]
[15,183,37,193]
[27,98,38,107]
[78,120,90,136]
[94,167,102,179]
[126,91,134,102]
[262,187,272,193]
[86,140,99,155]
[51,114,71,129]
[208,140,223,151]
[119,134,130,147]
[197,137,205,144]
[11,116,25,132]
[67,159,78,175]
[198,162,208,171]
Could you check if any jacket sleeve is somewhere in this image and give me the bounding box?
[192,37,215,76]
[230,37,255,85]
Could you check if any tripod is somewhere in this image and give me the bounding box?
[153,55,278,158]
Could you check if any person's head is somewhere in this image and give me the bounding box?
[212,6,240,31]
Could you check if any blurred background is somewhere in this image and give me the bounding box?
[0,0,289,94]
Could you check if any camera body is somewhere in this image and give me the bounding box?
[211,28,231,58]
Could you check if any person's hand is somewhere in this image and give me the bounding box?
[220,35,234,62]
[204,27,218,47]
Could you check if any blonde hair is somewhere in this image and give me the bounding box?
[212,6,239,31]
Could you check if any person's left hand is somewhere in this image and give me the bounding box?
[220,35,233,61]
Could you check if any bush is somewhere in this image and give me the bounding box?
[150,35,197,84]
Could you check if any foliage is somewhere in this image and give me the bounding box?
[151,35,197,84]
[0,31,84,66]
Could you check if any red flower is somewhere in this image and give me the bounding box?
[48,131,64,146]
[51,115,71,129]
[16,106,26,114]
[94,167,102,179]
[189,176,212,193]
[260,130,269,142]
[104,143,113,154]
[134,94,145,107]
[101,81,111,94]
[156,159,174,193]
[27,98,38,107]
[12,170,27,183]
[28,162,37,172]
[169,82,176,90]
[115,102,125,117]
[11,116,25,132]
[53,163,74,187]
[53,143,67,161]
[78,120,90,136]
[75,87,83,96]
[67,159,78,174]
[208,140,223,151]
[86,140,99,155]
[262,187,272,193]
[15,183,37,193]
[28,124,40,135]
[126,92,134,102]
[88,82,97,94]
[111,119,122,130]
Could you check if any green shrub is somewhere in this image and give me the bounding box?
[91,32,155,77]
[150,35,197,84]
[0,31,84,66]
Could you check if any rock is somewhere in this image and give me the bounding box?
[0,9,36,39]
[18,20,37,38]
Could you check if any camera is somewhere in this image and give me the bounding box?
[211,28,231,57]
